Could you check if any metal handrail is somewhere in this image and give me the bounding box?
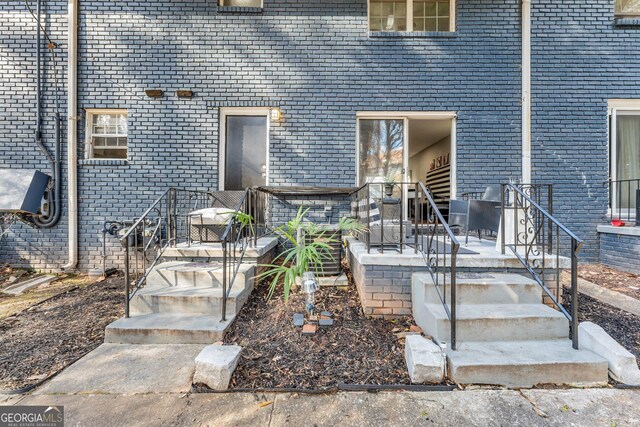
[501,183,583,349]
[415,182,460,350]
[119,187,258,321]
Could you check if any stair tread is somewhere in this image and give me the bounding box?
[414,272,540,287]
[448,339,608,367]
[138,285,245,298]
[106,313,233,332]
[153,260,254,274]
[426,303,567,320]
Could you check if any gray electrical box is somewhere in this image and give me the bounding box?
[0,169,50,214]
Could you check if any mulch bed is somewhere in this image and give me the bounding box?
[564,287,640,363]
[0,274,124,391]
[579,264,640,300]
[222,263,415,389]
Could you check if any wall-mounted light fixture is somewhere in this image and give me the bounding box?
[145,89,163,98]
[270,108,283,123]
[176,90,194,98]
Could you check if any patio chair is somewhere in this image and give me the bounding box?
[449,185,501,244]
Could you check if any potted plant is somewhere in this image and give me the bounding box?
[384,174,397,198]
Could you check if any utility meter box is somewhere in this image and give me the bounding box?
[0,169,50,214]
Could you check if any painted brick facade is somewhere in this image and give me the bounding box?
[0,0,638,271]
[599,232,640,274]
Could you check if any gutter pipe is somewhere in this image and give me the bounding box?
[62,0,78,270]
[522,0,532,183]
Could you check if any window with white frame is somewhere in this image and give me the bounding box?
[609,101,640,215]
[219,0,262,7]
[85,110,128,160]
[369,0,454,32]
[615,0,640,17]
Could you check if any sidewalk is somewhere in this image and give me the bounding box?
[3,388,639,426]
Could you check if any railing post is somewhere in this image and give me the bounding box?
[222,242,227,322]
[451,253,457,351]
[571,237,579,350]
[501,184,506,255]
[414,183,419,254]
[124,244,130,319]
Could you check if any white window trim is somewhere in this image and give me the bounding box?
[84,109,128,160]
[355,111,458,198]
[607,99,640,218]
[367,0,456,32]
[219,107,271,191]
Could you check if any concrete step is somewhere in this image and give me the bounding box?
[129,283,251,317]
[105,314,232,344]
[415,272,542,305]
[447,339,609,388]
[146,261,254,289]
[419,303,569,343]
[161,236,278,262]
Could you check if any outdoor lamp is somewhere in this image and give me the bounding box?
[270,108,283,123]
[302,271,318,314]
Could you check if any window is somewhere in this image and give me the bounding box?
[85,110,128,160]
[615,0,640,17]
[369,0,454,32]
[218,0,262,7]
[609,101,640,216]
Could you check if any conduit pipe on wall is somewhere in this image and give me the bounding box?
[63,0,78,270]
[522,0,532,184]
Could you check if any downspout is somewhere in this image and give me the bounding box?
[522,0,532,183]
[63,0,78,270]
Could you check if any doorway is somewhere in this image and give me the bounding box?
[219,108,269,191]
[356,112,456,212]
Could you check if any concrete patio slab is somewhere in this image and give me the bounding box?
[33,343,204,395]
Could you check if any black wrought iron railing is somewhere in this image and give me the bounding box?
[119,187,260,321]
[500,183,582,349]
[415,182,460,350]
[608,178,640,225]
[350,182,412,254]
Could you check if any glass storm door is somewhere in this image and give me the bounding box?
[358,118,406,186]
[222,114,268,191]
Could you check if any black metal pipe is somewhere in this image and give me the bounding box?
[32,0,62,229]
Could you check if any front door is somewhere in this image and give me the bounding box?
[220,109,269,191]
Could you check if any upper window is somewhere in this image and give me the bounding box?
[615,0,640,16]
[369,0,454,32]
[219,0,262,7]
[85,110,128,160]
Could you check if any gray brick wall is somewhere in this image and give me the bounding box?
[599,232,640,274]
[0,0,635,270]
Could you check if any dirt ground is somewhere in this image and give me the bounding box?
[221,262,418,389]
[578,264,640,300]
[0,273,124,391]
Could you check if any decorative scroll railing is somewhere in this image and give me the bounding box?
[500,183,582,349]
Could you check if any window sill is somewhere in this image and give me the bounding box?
[79,159,129,166]
[369,31,457,39]
[614,17,640,27]
[217,6,263,14]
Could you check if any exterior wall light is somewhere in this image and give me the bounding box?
[270,108,283,123]
[145,90,163,98]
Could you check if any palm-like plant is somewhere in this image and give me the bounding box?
[258,206,366,301]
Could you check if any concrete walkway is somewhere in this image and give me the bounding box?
[3,389,639,426]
